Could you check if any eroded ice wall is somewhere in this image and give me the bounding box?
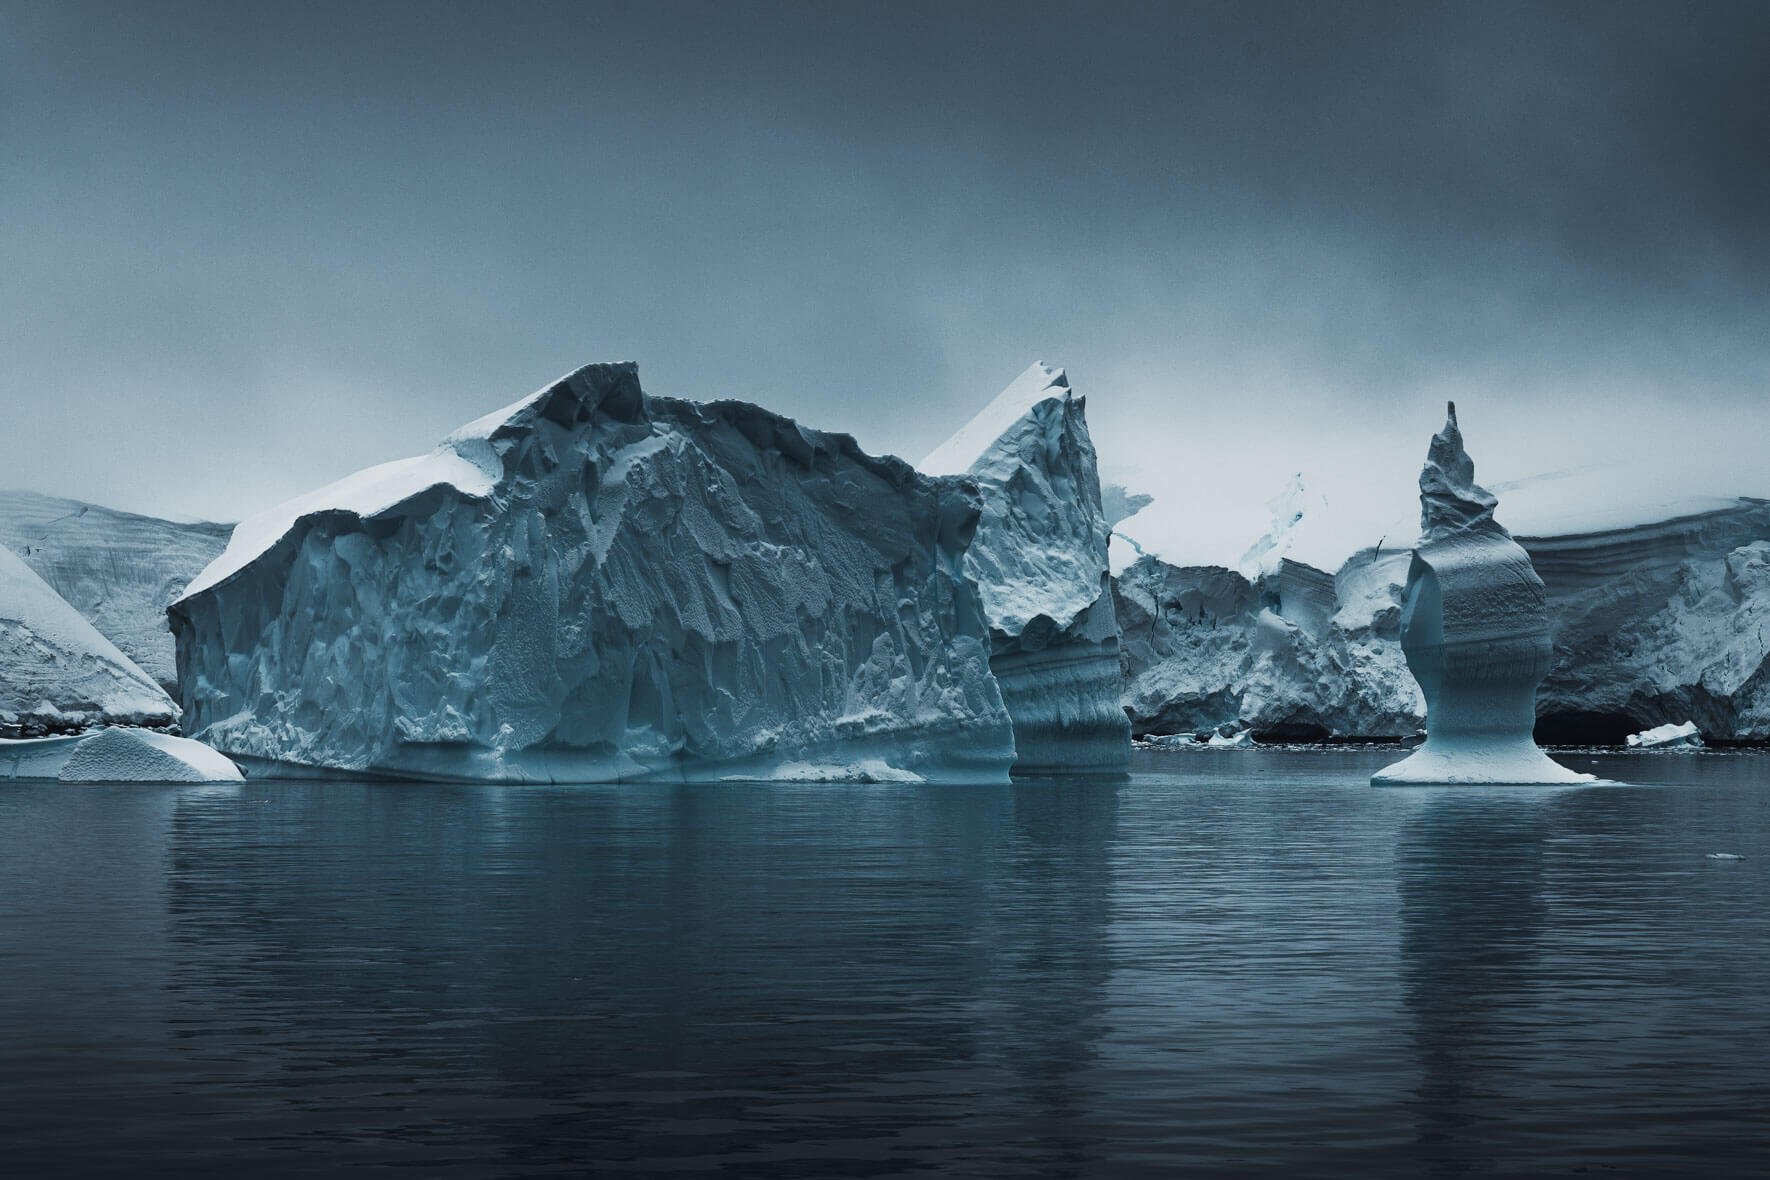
[172,363,1013,783]
[921,363,1129,775]
[1373,404,1591,784]
[1114,551,1423,741]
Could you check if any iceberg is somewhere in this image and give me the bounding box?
[921,362,1129,776]
[1372,405,1593,785]
[171,362,1013,783]
[1114,551,1423,742]
[1625,720,1702,749]
[1,542,177,736]
[0,491,231,694]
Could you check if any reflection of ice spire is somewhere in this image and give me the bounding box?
[1239,472,1324,578]
[1419,401,1501,539]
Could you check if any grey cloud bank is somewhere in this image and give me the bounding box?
[1,0,1765,524]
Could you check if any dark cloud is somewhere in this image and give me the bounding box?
[1,0,1765,520]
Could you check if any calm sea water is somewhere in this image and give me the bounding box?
[1,749,1767,1177]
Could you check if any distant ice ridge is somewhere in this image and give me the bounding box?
[921,362,1129,776]
[1373,405,1593,785]
[172,362,1014,783]
[1109,415,1770,743]
[0,491,231,694]
[1,542,177,737]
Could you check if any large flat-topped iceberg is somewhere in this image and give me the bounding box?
[172,362,1013,783]
[1373,405,1593,785]
[1,542,177,737]
[921,362,1129,775]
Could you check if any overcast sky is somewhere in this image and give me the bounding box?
[3,0,1766,525]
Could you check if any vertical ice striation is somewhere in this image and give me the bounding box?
[171,362,1014,783]
[921,362,1130,775]
[1373,404,1593,784]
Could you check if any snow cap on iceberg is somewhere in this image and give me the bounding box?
[920,361,1071,478]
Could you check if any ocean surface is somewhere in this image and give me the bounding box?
[2,749,1767,1177]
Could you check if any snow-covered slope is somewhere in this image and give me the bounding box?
[172,362,1013,783]
[921,362,1129,775]
[0,491,231,693]
[1,542,177,737]
[1372,404,1591,784]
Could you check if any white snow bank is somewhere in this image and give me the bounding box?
[1625,721,1703,749]
[1,543,175,732]
[0,727,242,782]
[0,491,230,692]
[921,361,1068,477]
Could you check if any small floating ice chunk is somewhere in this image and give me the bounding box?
[1626,721,1703,749]
[1706,852,1745,861]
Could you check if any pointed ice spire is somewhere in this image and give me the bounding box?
[1419,400,1502,539]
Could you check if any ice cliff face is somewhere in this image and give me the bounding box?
[1115,549,1423,741]
[920,362,1129,775]
[1373,405,1591,784]
[172,362,1013,783]
[1,542,177,737]
[1522,500,1770,741]
[0,491,231,694]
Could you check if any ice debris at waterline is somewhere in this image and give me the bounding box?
[1626,721,1703,749]
[172,362,1014,783]
[0,726,242,782]
[920,362,1128,775]
[1373,405,1594,785]
[1,542,178,737]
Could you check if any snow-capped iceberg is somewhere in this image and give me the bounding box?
[921,362,1129,776]
[0,491,231,694]
[1372,405,1593,785]
[171,362,1013,783]
[0,726,242,782]
[1,542,177,737]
